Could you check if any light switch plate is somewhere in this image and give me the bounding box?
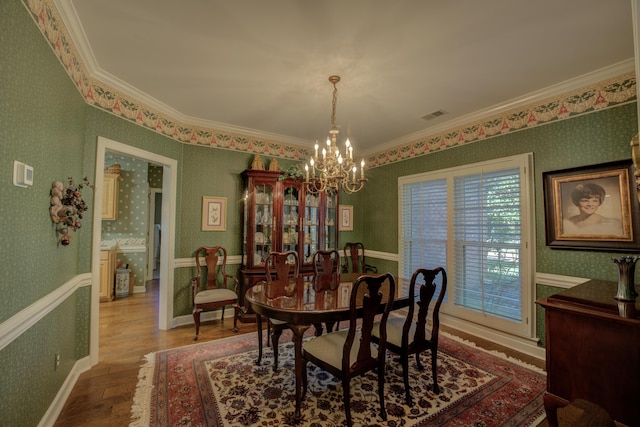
[13,160,33,187]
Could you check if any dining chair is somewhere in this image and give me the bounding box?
[312,249,341,333]
[312,249,340,292]
[372,267,447,405]
[191,246,239,340]
[262,251,299,370]
[341,242,378,274]
[302,273,396,427]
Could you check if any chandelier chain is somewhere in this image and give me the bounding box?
[330,78,338,132]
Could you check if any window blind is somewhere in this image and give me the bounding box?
[400,178,448,297]
[453,168,522,321]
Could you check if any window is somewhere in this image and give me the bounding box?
[398,153,535,338]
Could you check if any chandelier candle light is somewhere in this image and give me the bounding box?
[304,75,366,194]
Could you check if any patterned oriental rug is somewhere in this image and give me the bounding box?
[130,330,546,427]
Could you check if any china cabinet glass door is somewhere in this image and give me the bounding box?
[324,193,338,250]
[303,192,320,264]
[282,185,300,256]
[254,182,274,266]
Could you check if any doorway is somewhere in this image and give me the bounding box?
[90,136,177,366]
[147,188,162,281]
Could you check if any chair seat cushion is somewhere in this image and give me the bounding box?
[373,317,432,348]
[303,330,377,370]
[270,318,287,325]
[194,288,237,304]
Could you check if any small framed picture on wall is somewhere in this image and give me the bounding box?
[202,196,227,231]
[339,205,353,231]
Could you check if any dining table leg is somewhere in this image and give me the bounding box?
[289,323,310,421]
[255,314,263,366]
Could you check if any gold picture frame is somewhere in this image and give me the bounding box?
[543,160,640,251]
[202,196,227,231]
[339,205,353,231]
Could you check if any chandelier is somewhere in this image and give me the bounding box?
[303,75,366,195]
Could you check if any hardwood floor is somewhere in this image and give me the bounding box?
[53,280,255,426]
[53,279,546,426]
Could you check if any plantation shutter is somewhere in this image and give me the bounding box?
[452,168,522,321]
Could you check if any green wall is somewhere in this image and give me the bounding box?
[1,0,88,322]
[0,0,90,424]
[1,0,638,424]
[363,104,638,279]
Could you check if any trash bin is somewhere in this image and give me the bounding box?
[115,267,130,297]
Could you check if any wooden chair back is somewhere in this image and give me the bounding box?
[375,266,446,404]
[345,273,396,376]
[312,249,340,292]
[404,267,447,352]
[191,246,238,339]
[193,246,230,294]
[342,242,377,274]
[264,251,299,298]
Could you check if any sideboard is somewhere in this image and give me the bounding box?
[536,279,640,426]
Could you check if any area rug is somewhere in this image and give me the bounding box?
[130,330,546,426]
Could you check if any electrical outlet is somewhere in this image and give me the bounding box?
[55,353,60,370]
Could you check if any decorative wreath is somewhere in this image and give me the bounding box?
[50,177,93,246]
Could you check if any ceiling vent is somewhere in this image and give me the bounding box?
[420,109,448,121]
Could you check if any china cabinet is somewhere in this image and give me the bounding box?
[236,169,338,323]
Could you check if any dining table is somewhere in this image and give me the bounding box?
[245,272,411,421]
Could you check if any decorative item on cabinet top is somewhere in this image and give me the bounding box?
[250,154,288,174]
[269,158,280,172]
[251,155,265,170]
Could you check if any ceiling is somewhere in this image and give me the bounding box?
[61,0,635,155]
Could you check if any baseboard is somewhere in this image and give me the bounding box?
[441,314,546,362]
[38,356,92,427]
[171,310,224,329]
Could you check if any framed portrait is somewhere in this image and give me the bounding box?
[543,159,640,251]
[339,205,353,231]
[201,196,227,231]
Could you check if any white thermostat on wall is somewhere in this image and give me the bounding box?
[13,160,34,187]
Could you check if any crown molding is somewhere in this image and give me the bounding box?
[39,1,637,167]
[53,0,313,149]
[367,59,636,156]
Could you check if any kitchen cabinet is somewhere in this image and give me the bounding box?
[236,169,338,323]
[99,248,116,302]
[102,172,119,220]
[536,279,640,426]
